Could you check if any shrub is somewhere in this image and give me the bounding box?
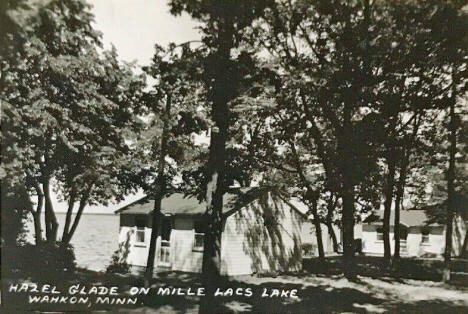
[106,249,130,274]
[3,242,76,278]
[301,243,315,258]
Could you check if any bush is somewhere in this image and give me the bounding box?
[301,243,316,258]
[3,242,76,278]
[106,249,130,275]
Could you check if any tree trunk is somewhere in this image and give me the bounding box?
[199,21,233,314]
[382,167,395,263]
[394,116,420,262]
[394,145,411,262]
[62,185,92,245]
[43,177,58,243]
[443,93,457,283]
[200,170,225,313]
[311,199,325,261]
[32,211,42,244]
[145,95,172,285]
[287,137,326,260]
[340,102,356,279]
[25,184,43,245]
[302,94,340,253]
[393,165,405,262]
[326,197,340,253]
[327,222,339,253]
[383,117,398,264]
[314,219,325,260]
[62,187,77,241]
[341,186,355,278]
[32,181,44,244]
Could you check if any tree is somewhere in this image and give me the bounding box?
[0,184,29,247]
[169,1,273,312]
[255,0,397,278]
[441,3,468,282]
[141,43,207,283]
[375,0,468,264]
[254,0,468,274]
[444,90,457,282]
[393,1,468,277]
[1,0,145,245]
[393,114,422,261]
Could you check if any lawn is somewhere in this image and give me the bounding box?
[2,257,467,313]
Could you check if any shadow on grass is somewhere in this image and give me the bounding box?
[304,255,468,283]
[216,274,467,313]
[3,262,467,313]
[217,279,381,313]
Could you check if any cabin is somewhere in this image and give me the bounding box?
[361,209,467,257]
[114,188,309,276]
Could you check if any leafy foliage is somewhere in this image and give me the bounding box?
[1,0,145,244]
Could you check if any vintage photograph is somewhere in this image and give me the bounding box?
[1,0,467,313]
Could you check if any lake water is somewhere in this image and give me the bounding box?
[26,213,120,272]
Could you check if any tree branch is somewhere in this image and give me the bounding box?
[62,185,77,241]
[62,183,94,245]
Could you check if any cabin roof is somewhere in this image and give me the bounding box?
[364,210,439,227]
[114,187,308,217]
[114,193,233,216]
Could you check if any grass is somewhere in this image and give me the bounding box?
[304,255,468,284]
[2,256,467,313]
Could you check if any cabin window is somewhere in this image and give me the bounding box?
[193,220,205,252]
[136,228,145,243]
[376,227,384,241]
[135,216,147,244]
[421,229,430,244]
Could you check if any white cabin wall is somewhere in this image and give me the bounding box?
[362,224,446,257]
[170,216,203,273]
[117,225,161,268]
[361,225,383,255]
[220,192,303,276]
[408,226,445,256]
[220,209,256,276]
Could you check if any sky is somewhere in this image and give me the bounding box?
[53,0,201,213]
[89,0,200,66]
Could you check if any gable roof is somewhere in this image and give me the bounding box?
[115,193,235,216]
[114,187,307,218]
[364,210,440,227]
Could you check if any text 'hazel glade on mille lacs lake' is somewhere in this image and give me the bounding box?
[8,283,299,299]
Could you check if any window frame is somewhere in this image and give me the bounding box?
[193,218,206,252]
[421,229,430,244]
[159,240,171,266]
[135,226,146,245]
[193,232,204,252]
[134,215,147,246]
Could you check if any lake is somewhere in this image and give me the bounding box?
[26,213,120,272]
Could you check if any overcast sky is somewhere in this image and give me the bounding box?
[53,0,200,213]
[89,0,200,66]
